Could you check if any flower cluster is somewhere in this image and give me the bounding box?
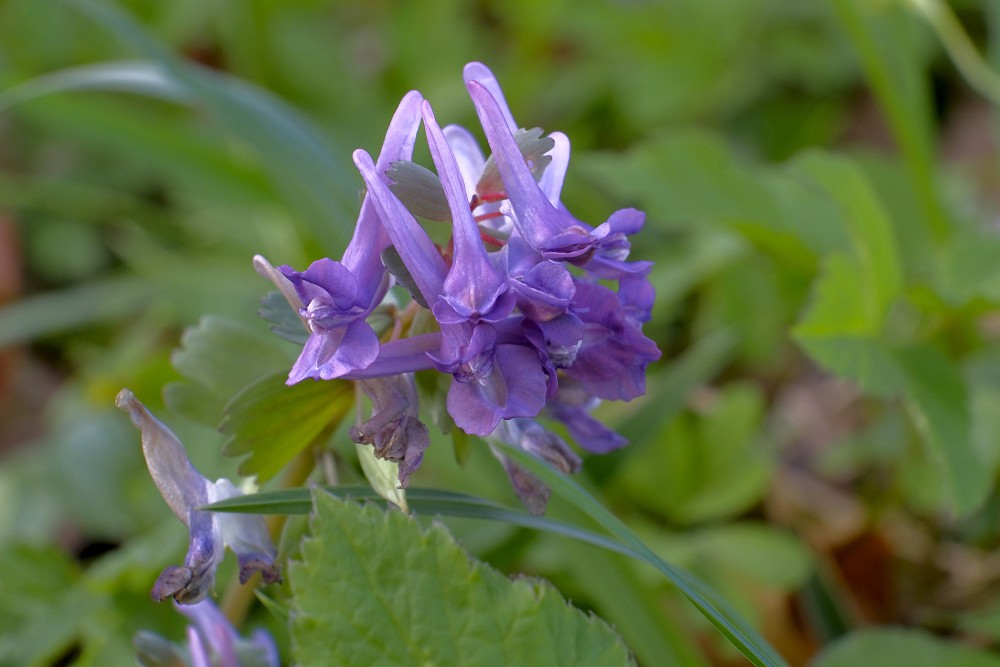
[264,63,661,508]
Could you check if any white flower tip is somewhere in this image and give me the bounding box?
[463,61,496,85]
[252,254,304,311]
[352,148,374,170]
[115,388,148,429]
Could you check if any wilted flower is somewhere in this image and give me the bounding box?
[116,389,279,604]
[351,374,430,488]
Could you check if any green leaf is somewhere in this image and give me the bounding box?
[165,315,294,427]
[791,335,988,515]
[205,486,632,556]
[208,484,785,665]
[290,492,634,667]
[0,276,152,347]
[693,523,812,591]
[811,628,1000,667]
[220,373,353,482]
[478,127,554,196]
[387,160,451,222]
[381,246,430,309]
[0,544,90,667]
[259,291,308,345]
[355,442,408,512]
[614,382,771,524]
[789,151,903,318]
[0,61,186,111]
[896,346,989,516]
[831,0,947,240]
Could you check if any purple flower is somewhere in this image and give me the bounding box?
[135,599,279,667]
[428,322,548,436]
[178,599,279,667]
[466,79,645,265]
[547,378,628,454]
[279,90,425,382]
[563,281,662,401]
[350,374,430,488]
[422,100,516,326]
[116,389,279,604]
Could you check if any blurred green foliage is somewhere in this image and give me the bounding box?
[3,0,1000,665]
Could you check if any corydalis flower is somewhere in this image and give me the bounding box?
[135,599,278,667]
[116,389,279,604]
[276,91,424,382]
[350,374,430,488]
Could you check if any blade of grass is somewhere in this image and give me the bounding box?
[24,0,360,249]
[498,442,790,667]
[831,0,947,241]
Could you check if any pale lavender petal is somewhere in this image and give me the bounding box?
[151,507,222,603]
[211,480,280,586]
[467,81,596,261]
[353,148,447,305]
[443,124,486,200]
[341,90,425,287]
[117,391,279,604]
[188,626,213,667]
[463,61,518,132]
[116,389,208,522]
[423,100,513,324]
[538,131,570,206]
[179,600,240,667]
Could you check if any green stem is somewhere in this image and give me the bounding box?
[832,0,949,240]
[907,0,1000,105]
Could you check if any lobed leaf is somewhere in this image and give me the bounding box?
[290,492,635,666]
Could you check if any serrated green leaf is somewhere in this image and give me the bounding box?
[220,373,352,482]
[259,291,308,345]
[478,127,554,196]
[166,315,293,427]
[381,246,430,309]
[290,492,634,667]
[387,160,451,222]
[811,628,1000,667]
